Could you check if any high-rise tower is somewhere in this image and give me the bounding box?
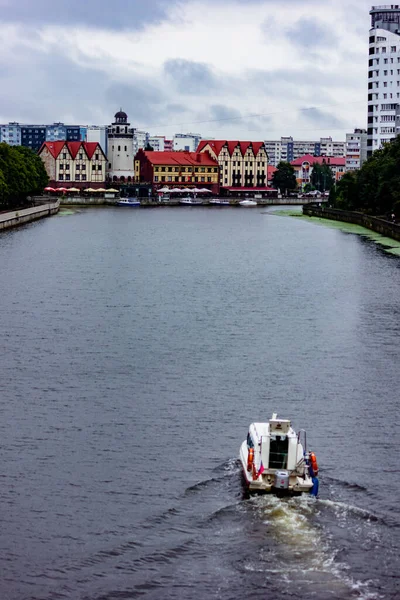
[367,5,400,156]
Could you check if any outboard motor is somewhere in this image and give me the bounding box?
[273,470,290,494]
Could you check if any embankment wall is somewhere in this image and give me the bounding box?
[0,200,60,231]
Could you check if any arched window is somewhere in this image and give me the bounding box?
[127,176,132,182]
[120,176,125,182]
[113,175,118,181]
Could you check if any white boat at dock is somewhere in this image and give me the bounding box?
[179,197,203,205]
[209,199,230,205]
[239,199,257,207]
[116,197,141,207]
[239,413,319,496]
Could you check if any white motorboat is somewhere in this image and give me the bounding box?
[179,197,203,205]
[239,199,257,207]
[209,199,230,205]
[239,413,319,496]
[116,197,141,207]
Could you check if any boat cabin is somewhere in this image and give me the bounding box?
[247,414,301,471]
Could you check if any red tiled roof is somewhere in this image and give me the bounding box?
[83,142,101,159]
[40,141,66,158]
[141,150,218,167]
[66,142,82,159]
[197,140,266,157]
[39,141,103,160]
[291,154,346,167]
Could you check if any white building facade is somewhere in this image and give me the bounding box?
[107,110,135,182]
[368,5,400,156]
[133,130,148,155]
[173,133,202,152]
[264,136,346,166]
[346,128,368,171]
[86,125,108,155]
[0,122,21,145]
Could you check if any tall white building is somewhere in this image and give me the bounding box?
[107,110,135,182]
[368,5,400,156]
[86,125,107,154]
[147,135,165,151]
[133,130,148,154]
[346,129,368,171]
[173,133,202,152]
[0,122,21,145]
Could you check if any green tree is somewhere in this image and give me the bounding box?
[310,162,334,192]
[272,161,297,194]
[0,143,49,208]
[332,172,358,210]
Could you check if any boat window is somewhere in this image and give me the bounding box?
[247,433,254,449]
[269,435,288,469]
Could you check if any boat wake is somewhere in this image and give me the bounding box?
[244,494,381,599]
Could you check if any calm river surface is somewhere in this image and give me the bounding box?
[0,206,399,600]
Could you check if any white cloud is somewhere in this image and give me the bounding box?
[0,0,376,140]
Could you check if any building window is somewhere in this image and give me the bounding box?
[82,175,86,181]
[76,164,80,170]
[95,153,99,160]
[154,176,159,182]
[62,153,66,159]
[65,164,70,170]
[167,176,172,181]
[66,174,70,180]
[92,165,96,170]
[76,174,80,180]
[59,174,64,180]
[201,176,205,182]
[82,164,86,170]
[79,153,83,159]
[118,146,121,151]
[207,176,211,182]
[391,46,396,52]
[124,146,127,152]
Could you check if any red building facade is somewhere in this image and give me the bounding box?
[134,149,220,193]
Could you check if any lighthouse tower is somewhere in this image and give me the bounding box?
[107,110,135,182]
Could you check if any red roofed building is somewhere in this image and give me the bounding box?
[38,141,107,188]
[197,140,271,195]
[290,154,346,188]
[134,149,220,193]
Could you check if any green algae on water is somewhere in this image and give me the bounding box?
[273,209,400,256]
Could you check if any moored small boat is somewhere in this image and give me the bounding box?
[239,199,257,207]
[179,197,203,205]
[116,197,141,207]
[239,413,319,495]
[209,199,230,205]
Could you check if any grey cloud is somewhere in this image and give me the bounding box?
[301,107,344,128]
[164,59,216,94]
[285,18,338,48]
[0,0,169,30]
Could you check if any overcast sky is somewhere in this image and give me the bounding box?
[0,0,375,140]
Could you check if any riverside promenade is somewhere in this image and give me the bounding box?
[0,200,60,231]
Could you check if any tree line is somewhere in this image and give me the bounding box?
[331,135,400,217]
[0,143,49,209]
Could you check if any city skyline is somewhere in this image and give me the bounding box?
[0,0,374,140]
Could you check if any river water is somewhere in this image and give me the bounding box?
[0,206,399,600]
